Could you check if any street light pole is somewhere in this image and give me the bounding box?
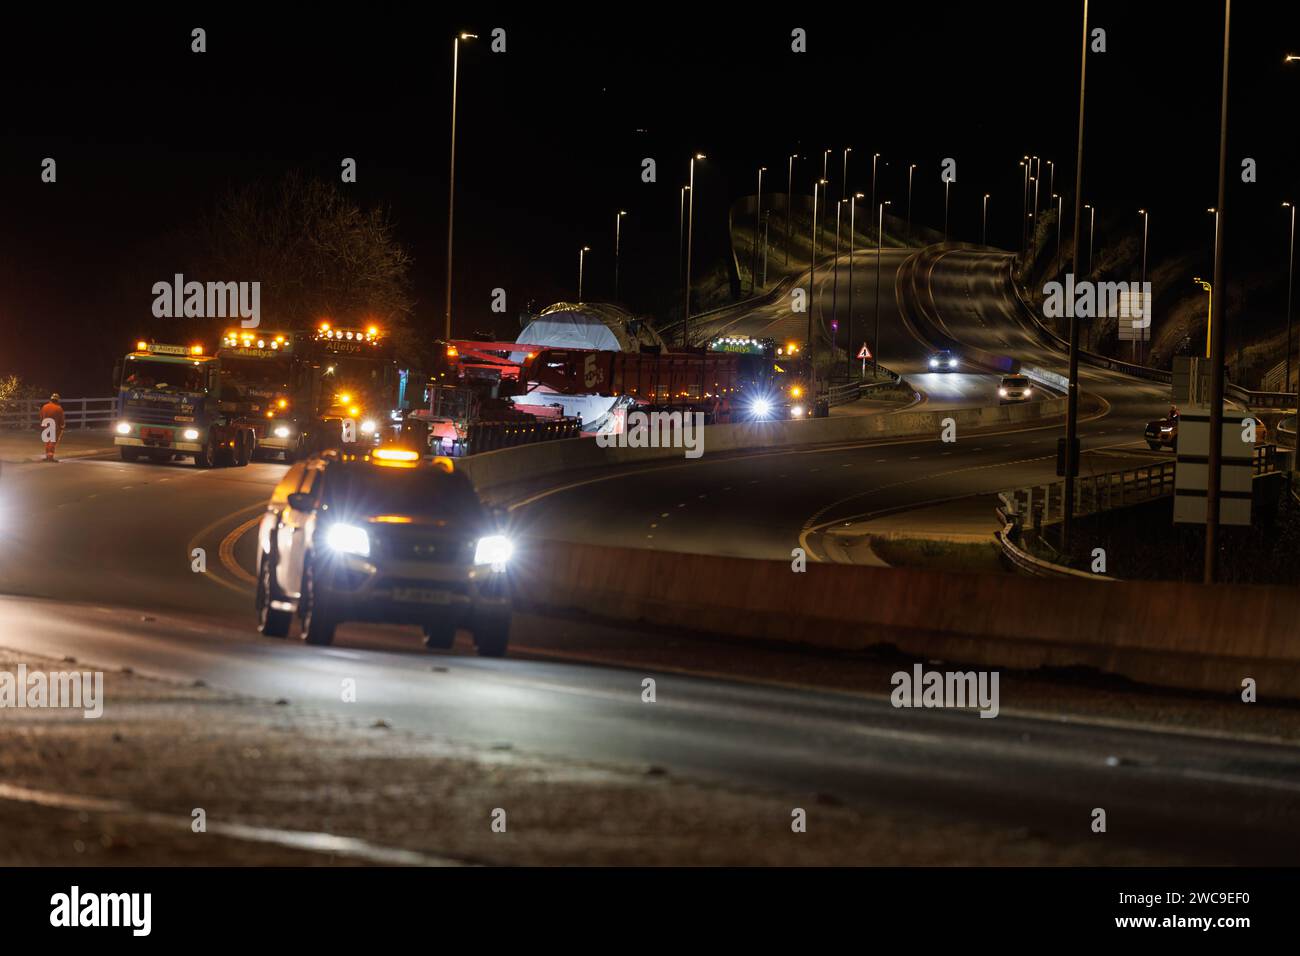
[1204,0,1232,585]
[1084,204,1095,274]
[752,167,765,294]
[874,201,891,377]
[444,31,476,341]
[871,154,881,245]
[848,192,862,378]
[1062,0,1089,556]
[578,246,590,301]
[678,185,689,295]
[982,193,990,246]
[1054,194,1063,282]
[683,153,704,346]
[785,154,797,267]
[906,164,916,242]
[808,179,822,399]
[1138,208,1149,364]
[1284,202,1296,394]
[943,179,951,242]
[614,210,627,301]
[832,199,844,341]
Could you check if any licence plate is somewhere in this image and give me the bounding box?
[391,587,452,604]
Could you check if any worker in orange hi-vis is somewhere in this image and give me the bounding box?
[39,392,65,462]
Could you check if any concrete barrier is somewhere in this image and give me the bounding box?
[514,540,1300,698]
[460,392,1094,495]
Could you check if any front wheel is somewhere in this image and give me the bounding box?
[194,437,216,468]
[299,560,337,646]
[472,614,511,658]
[119,446,140,462]
[234,432,252,467]
[1147,441,1161,451]
[256,555,292,638]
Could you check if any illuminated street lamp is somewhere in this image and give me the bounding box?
[982,193,990,246]
[906,163,916,241]
[785,153,798,266]
[614,210,627,300]
[683,153,705,343]
[871,153,882,245]
[1083,203,1095,274]
[1136,208,1150,363]
[874,200,892,376]
[1193,275,1213,358]
[1284,202,1296,392]
[752,167,766,294]
[444,30,477,340]
[578,246,591,302]
[832,198,845,332]
[847,192,864,378]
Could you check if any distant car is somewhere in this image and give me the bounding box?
[998,374,1033,403]
[928,350,958,372]
[1146,410,1268,452]
[254,447,513,655]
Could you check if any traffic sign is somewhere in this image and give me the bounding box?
[857,344,872,359]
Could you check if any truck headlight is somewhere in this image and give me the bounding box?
[326,523,370,556]
[183,428,200,441]
[361,420,377,435]
[116,422,131,435]
[749,398,773,420]
[929,358,939,368]
[998,388,1008,397]
[474,534,513,570]
[790,405,805,418]
[274,426,291,438]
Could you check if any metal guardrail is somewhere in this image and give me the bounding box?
[826,367,903,407]
[0,397,115,430]
[996,445,1283,578]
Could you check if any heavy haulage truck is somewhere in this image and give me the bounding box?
[113,340,259,467]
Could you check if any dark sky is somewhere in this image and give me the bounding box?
[1,4,1297,390]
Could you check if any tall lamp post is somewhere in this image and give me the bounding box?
[678,186,689,294]
[1205,0,1230,589]
[614,210,627,301]
[1137,208,1149,363]
[906,163,916,242]
[444,30,476,340]
[874,200,892,377]
[943,178,951,242]
[752,167,766,294]
[1062,1,1089,556]
[1054,194,1063,282]
[871,154,881,245]
[682,153,704,345]
[1283,202,1296,393]
[785,153,798,266]
[578,246,591,301]
[832,199,845,332]
[1084,203,1095,274]
[982,193,990,246]
[847,192,863,378]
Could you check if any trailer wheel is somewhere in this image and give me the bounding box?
[234,431,252,467]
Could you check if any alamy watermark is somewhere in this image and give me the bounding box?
[1042,273,1151,328]
[596,410,704,459]
[151,274,260,328]
[0,664,104,718]
[890,663,999,718]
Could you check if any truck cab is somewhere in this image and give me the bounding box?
[113,341,258,467]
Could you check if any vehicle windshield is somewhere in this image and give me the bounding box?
[220,354,293,400]
[122,357,207,392]
[324,465,485,521]
[1003,376,1029,387]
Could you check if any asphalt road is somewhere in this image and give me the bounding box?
[2,246,1288,864]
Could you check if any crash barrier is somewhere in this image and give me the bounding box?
[516,539,1300,698]
[897,247,1019,375]
[465,418,582,454]
[998,445,1280,532]
[826,368,904,407]
[459,390,1101,496]
[0,397,115,430]
[1278,417,1296,449]
[1007,261,1299,411]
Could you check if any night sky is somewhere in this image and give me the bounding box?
[2,4,1297,391]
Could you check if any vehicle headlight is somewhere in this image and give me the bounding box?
[361,420,377,435]
[183,428,200,441]
[929,359,938,368]
[326,523,370,556]
[750,398,773,419]
[790,405,805,418]
[1023,386,1031,394]
[274,426,291,438]
[116,422,131,435]
[998,388,1008,397]
[947,359,956,368]
[474,534,513,569]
